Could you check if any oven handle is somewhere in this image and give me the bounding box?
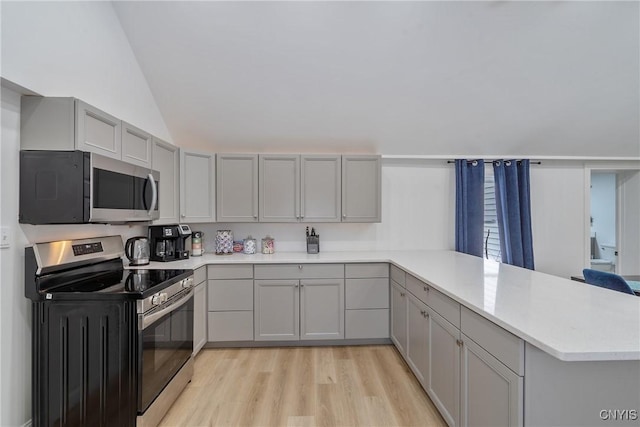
[140,289,193,331]
[147,173,158,216]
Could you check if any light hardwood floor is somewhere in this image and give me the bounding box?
[160,345,446,427]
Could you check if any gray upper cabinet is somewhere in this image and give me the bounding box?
[259,154,300,222]
[180,150,216,223]
[342,155,381,222]
[21,97,122,160]
[259,154,342,223]
[75,100,122,160]
[152,138,180,224]
[121,121,152,168]
[301,155,341,222]
[217,154,259,222]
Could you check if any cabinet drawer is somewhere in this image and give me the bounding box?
[208,279,253,311]
[390,265,406,287]
[254,264,343,279]
[208,311,254,342]
[429,287,460,329]
[346,309,389,339]
[406,274,429,305]
[345,278,389,309]
[461,307,524,375]
[193,266,207,285]
[345,263,389,278]
[207,264,253,279]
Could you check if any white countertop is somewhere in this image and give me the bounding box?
[128,250,640,362]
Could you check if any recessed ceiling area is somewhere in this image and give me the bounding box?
[112,1,639,157]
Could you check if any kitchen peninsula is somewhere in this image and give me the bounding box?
[130,250,640,427]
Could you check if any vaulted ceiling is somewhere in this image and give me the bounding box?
[112,1,639,157]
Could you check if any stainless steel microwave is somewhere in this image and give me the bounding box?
[20,150,159,224]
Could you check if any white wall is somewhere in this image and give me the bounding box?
[590,173,617,248]
[192,159,456,254]
[1,1,172,142]
[0,2,173,425]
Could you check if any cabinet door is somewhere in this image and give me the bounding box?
[461,335,523,427]
[407,292,429,387]
[342,155,381,222]
[193,281,207,356]
[390,280,408,356]
[300,278,344,340]
[180,150,215,222]
[259,154,300,222]
[301,155,341,222]
[75,99,122,160]
[216,154,258,222]
[121,121,152,167]
[254,279,299,341]
[152,138,179,224]
[428,308,461,427]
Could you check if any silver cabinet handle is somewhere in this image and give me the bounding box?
[295,284,299,288]
[343,214,347,219]
[400,292,405,297]
[456,339,463,347]
[300,284,304,287]
[298,265,303,269]
[423,286,428,292]
[181,214,185,218]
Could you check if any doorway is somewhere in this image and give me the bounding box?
[587,168,640,276]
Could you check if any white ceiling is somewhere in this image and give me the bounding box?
[112,1,639,157]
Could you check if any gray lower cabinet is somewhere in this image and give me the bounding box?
[193,267,207,356]
[390,279,408,356]
[254,278,345,341]
[427,308,461,427]
[344,263,389,339]
[208,265,254,342]
[152,138,179,224]
[254,279,299,341]
[461,335,523,427]
[300,279,344,340]
[406,292,429,386]
[217,154,259,222]
[180,150,216,222]
[342,155,381,222]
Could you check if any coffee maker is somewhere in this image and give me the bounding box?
[149,224,192,262]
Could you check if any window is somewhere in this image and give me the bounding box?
[484,168,501,261]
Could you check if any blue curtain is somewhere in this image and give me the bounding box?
[493,160,534,269]
[455,159,485,257]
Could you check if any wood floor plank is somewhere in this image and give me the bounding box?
[159,345,446,427]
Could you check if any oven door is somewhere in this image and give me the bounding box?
[138,290,194,414]
[90,153,159,222]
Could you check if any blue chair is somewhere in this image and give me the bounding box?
[582,269,635,295]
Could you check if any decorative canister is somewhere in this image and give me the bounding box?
[261,236,275,254]
[191,231,204,256]
[243,236,257,254]
[233,240,244,253]
[215,230,233,255]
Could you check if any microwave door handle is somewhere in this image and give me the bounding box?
[147,173,158,215]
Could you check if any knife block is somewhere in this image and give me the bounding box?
[306,235,320,254]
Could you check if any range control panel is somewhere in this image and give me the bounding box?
[72,242,104,256]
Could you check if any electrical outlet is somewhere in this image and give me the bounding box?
[0,227,10,249]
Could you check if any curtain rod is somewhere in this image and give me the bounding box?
[446,160,542,165]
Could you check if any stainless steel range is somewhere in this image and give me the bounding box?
[25,235,194,427]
